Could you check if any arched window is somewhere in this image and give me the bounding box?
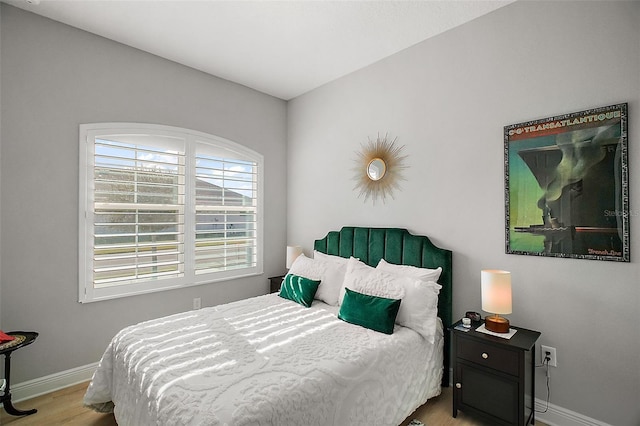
[79,123,263,302]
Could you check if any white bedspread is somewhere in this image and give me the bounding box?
[84,293,443,426]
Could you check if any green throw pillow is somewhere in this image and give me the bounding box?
[338,288,401,334]
[279,274,321,308]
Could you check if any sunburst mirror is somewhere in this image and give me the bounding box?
[353,134,407,204]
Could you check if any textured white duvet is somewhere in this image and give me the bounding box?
[84,293,443,426]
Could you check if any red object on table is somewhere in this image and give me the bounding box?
[0,331,15,343]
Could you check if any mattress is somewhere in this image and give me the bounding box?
[84,293,443,425]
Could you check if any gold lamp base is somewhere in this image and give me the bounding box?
[485,315,510,333]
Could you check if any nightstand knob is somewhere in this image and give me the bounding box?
[482,352,489,359]
[455,383,462,389]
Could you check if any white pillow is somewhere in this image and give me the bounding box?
[376,258,442,343]
[288,253,345,306]
[341,257,440,341]
[313,250,349,265]
[376,258,442,284]
[394,279,440,343]
[339,257,405,305]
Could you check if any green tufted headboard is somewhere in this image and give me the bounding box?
[314,226,452,387]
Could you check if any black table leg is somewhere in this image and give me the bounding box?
[1,352,37,416]
[3,398,38,416]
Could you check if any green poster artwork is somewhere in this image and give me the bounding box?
[504,103,629,262]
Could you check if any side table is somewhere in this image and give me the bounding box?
[268,275,285,293]
[0,331,38,416]
[452,320,540,425]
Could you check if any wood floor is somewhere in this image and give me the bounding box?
[0,382,546,425]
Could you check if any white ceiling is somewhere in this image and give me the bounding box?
[4,0,514,100]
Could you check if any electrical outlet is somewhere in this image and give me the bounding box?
[541,345,557,367]
[193,297,201,310]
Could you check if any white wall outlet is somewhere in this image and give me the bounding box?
[541,345,557,367]
[193,297,201,310]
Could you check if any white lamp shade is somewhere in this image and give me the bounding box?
[286,246,303,269]
[481,270,512,315]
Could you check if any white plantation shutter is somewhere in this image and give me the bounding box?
[80,124,263,302]
[195,143,258,274]
[93,137,186,287]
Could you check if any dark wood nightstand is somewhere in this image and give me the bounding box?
[268,275,285,293]
[451,320,540,425]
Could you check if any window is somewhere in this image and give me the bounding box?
[79,123,263,302]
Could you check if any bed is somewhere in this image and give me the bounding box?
[84,226,453,425]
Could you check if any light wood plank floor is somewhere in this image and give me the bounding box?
[0,382,546,425]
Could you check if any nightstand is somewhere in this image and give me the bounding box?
[451,320,540,425]
[268,275,285,293]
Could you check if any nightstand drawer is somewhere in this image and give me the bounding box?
[457,338,518,376]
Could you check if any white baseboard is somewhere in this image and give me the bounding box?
[6,364,611,426]
[535,398,613,426]
[10,362,98,403]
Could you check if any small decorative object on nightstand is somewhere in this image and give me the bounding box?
[268,245,301,294]
[268,276,285,293]
[481,269,512,333]
[286,246,303,268]
[452,320,540,425]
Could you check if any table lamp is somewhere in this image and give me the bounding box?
[481,269,512,333]
[286,245,303,269]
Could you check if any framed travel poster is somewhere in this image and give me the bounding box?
[505,103,629,262]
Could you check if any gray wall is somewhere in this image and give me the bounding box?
[0,5,287,381]
[288,1,639,425]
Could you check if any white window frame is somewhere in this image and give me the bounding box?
[79,123,264,303]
